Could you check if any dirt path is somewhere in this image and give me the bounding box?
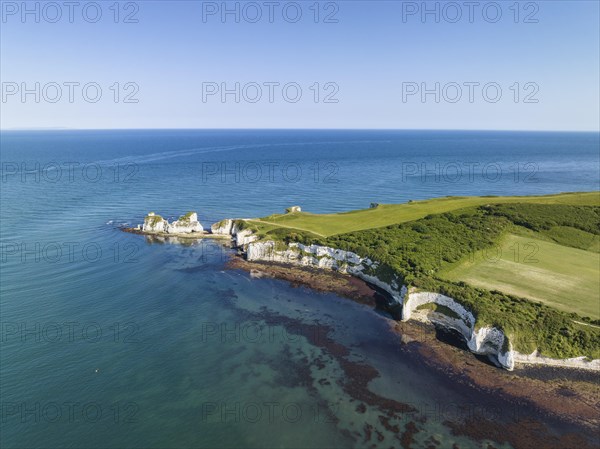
[245,219,327,237]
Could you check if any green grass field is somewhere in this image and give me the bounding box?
[441,234,600,319]
[237,192,600,357]
[254,192,600,237]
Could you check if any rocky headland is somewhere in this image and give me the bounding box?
[123,210,600,373]
[215,217,600,373]
[123,211,230,240]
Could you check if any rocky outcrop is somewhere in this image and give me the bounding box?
[402,292,600,371]
[403,292,475,335]
[167,212,203,234]
[232,222,258,247]
[245,240,405,305]
[468,326,512,368]
[141,212,203,234]
[210,220,258,246]
[211,219,234,235]
[235,230,257,247]
[402,292,514,369]
[142,212,168,233]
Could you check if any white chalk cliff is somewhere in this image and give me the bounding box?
[142,212,168,233]
[245,240,405,304]
[167,212,203,234]
[402,291,513,369]
[142,212,204,234]
[216,220,599,372]
[211,219,234,235]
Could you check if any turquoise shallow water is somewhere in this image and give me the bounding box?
[1,130,599,448]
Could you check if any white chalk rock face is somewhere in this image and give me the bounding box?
[142,211,204,234]
[142,212,168,233]
[235,229,257,247]
[240,238,599,371]
[167,212,204,234]
[246,241,276,261]
[402,291,514,370]
[467,326,505,354]
[294,243,363,265]
[497,348,515,371]
[467,327,513,370]
[244,240,405,305]
[512,350,600,370]
[402,292,475,329]
[211,219,234,235]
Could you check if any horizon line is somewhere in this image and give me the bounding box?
[1,127,599,133]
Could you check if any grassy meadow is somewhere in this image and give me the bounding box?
[235,192,600,358]
[253,192,599,237]
[441,234,600,319]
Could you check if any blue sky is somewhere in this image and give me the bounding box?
[1,0,599,130]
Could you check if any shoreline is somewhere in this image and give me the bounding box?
[227,255,387,307]
[121,227,232,240]
[226,254,600,434]
[239,239,599,372]
[227,255,599,381]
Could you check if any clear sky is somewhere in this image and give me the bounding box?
[1,0,599,130]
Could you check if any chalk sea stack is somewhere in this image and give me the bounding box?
[142,211,204,234]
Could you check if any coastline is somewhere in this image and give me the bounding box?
[122,227,231,240]
[226,255,600,434]
[238,238,599,372]
[226,255,386,307]
[125,206,599,373]
[123,199,600,433]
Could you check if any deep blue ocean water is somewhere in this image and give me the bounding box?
[1,130,599,448]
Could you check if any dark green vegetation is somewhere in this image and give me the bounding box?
[145,213,165,226]
[488,203,600,245]
[178,211,196,223]
[416,303,462,321]
[247,198,600,359]
[250,192,599,237]
[442,234,600,319]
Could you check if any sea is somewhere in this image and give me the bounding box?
[1,129,599,448]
